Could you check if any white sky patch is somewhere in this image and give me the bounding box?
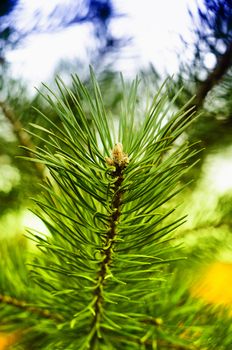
[7,0,200,86]
[7,25,93,85]
[205,151,232,194]
[113,0,197,75]
[203,52,217,70]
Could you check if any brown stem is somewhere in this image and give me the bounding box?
[0,100,45,179]
[0,294,63,322]
[90,163,125,348]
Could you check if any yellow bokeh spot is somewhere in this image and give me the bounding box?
[191,262,232,309]
[0,333,18,350]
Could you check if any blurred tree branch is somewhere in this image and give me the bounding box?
[194,41,232,111]
[0,100,45,179]
[170,0,232,156]
[0,294,63,322]
[183,0,232,113]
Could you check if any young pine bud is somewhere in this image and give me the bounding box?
[105,143,129,168]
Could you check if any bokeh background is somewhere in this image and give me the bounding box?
[0,0,232,348]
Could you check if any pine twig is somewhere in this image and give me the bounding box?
[0,100,45,179]
[0,294,63,322]
[90,143,129,347]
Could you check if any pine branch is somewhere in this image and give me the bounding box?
[0,100,45,179]
[90,144,128,347]
[3,72,214,349]
[0,294,63,322]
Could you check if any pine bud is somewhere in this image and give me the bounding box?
[105,143,129,168]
